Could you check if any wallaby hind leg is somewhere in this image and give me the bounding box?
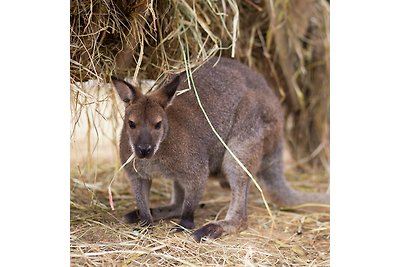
[192,138,264,241]
[123,180,184,223]
[258,139,330,208]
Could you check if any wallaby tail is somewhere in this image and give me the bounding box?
[257,141,330,211]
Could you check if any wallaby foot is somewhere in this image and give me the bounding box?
[122,209,141,224]
[122,210,153,226]
[123,180,186,226]
[123,204,182,224]
[122,209,153,227]
[192,220,247,242]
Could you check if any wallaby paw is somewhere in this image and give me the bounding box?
[122,210,141,224]
[192,223,224,242]
[123,210,154,231]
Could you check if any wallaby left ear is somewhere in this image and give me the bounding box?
[153,75,180,108]
[111,76,142,106]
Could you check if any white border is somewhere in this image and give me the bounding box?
[1,1,70,266]
[331,1,400,266]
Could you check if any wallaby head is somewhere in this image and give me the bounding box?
[111,75,180,159]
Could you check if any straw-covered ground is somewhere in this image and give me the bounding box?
[70,162,329,266]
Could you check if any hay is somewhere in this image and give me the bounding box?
[70,0,330,167]
[70,162,330,266]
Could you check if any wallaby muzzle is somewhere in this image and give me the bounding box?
[135,143,153,158]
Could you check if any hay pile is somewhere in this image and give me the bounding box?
[70,0,330,167]
[71,163,330,265]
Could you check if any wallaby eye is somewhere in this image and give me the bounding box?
[128,120,136,129]
[155,121,162,130]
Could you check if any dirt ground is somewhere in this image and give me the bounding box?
[70,161,329,266]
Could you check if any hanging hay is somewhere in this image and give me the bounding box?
[70,0,330,168]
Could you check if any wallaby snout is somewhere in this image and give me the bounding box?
[131,128,156,159]
[136,143,153,158]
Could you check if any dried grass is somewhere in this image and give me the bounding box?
[71,163,329,266]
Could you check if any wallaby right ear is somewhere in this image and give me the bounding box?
[111,76,141,105]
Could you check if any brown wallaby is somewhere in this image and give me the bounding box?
[111,57,329,242]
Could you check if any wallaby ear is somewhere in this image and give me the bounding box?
[153,75,180,108]
[111,76,141,105]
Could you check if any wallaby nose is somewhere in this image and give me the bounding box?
[137,144,152,156]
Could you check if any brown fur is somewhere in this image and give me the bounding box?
[111,57,329,241]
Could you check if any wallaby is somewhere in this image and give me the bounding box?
[111,57,329,242]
